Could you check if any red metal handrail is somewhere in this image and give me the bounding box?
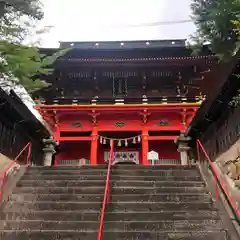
[196,139,240,217]
[98,140,114,240]
[0,142,31,200]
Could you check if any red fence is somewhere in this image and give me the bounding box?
[98,140,114,240]
[0,142,31,200]
[196,139,240,217]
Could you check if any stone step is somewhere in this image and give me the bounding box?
[24,169,200,177]
[9,193,211,203]
[27,165,198,171]
[1,210,220,221]
[3,201,215,212]
[107,202,215,212]
[21,174,202,181]
[16,180,205,188]
[0,230,227,240]
[0,220,223,231]
[13,186,206,195]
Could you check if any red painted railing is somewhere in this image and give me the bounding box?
[98,140,114,240]
[0,142,31,200]
[196,139,240,217]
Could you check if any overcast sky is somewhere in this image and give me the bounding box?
[38,0,196,48]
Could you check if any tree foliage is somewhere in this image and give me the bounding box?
[0,41,69,92]
[0,1,68,93]
[191,0,240,60]
[0,0,44,42]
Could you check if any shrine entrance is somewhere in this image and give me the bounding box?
[100,131,141,165]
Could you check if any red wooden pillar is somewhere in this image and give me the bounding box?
[54,125,60,142]
[90,127,98,165]
[142,130,149,165]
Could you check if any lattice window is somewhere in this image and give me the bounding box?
[113,78,127,97]
[149,159,180,165]
[104,151,139,164]
[57,159,90,166]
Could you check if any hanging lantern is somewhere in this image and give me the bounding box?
[133,137,136,144]
[118,139,122,147]
[103,138,106,144]
[138,136,141,143]
[125,139,128,147]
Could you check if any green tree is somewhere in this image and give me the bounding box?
[191,0,240,107]
[0,1,67,93]
[191,0,240,60]
[233,19,240,39]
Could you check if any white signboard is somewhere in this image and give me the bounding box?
[148,151,159,160]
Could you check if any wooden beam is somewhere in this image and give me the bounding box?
[148,136,177,141]
[59,137,91,141]
[60,126,186,132]
[36,103,201,112]
[60,128,91,132]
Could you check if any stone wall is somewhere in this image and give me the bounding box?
[201,106,240,162]
[199,105,240,212]
[0,153,20,177]
[215,138,240,188]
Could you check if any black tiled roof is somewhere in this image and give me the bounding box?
[0,88,51,139]
[59,39,186,49]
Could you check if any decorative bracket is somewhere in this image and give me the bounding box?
[156,120,171,126]
[69,122,83,128]
[39,110,56,131]
[88,110,100,126]
[139,109,151,125]
[114,121,125,127]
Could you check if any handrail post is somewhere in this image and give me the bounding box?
[98,140,114,240]
[196,140,200,162]
[0,172,6,200]
[26,143,31,166]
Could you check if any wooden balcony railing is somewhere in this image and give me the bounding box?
[41,96,200,105]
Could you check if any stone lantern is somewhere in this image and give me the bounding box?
[42,137,58,166]
[175,132,191,166]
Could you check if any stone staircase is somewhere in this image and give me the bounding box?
[0,165,230,239]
